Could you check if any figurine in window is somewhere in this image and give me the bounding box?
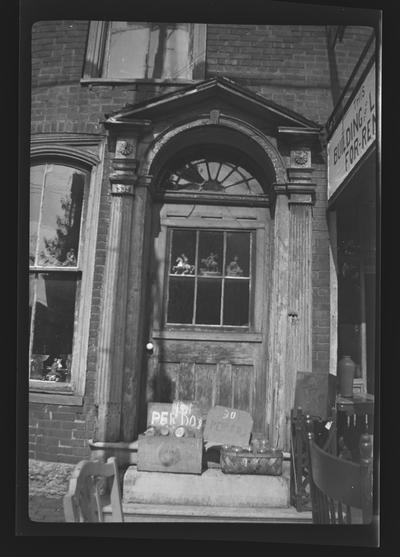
[226,255,243,276]
[172,253,194,274]
[46,357,64,381]
[63,248,77,266]
[200,252,219,274]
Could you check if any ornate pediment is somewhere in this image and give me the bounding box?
[104,76,320,134]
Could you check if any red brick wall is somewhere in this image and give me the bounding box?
[29,21,372,461]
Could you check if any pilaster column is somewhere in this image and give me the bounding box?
[268,147,316,451]
[95,131,151,442]
[267,188,290,450]
[285,150,316,449]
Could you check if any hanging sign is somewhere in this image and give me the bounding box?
[203,406,253,448]
[327,63,376,200]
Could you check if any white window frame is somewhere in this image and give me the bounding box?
[29,142,103,405]
[81,21,207,84]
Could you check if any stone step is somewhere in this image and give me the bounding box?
[103,503,312,523]
[123,462,291,508]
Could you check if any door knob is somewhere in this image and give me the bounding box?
[145,341,154,353]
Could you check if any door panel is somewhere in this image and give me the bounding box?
[146,203,270,433]
[154,357,256,418]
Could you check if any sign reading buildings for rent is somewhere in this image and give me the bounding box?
[327,63,376,200]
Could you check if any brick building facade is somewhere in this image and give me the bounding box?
[27,17,376,469]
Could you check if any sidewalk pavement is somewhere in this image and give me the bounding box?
[29,494,65,522]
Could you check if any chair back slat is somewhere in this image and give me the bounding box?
[309,441,363,508]
[63,457,124,522]
[305,414,373,524]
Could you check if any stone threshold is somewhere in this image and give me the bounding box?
[103,502,312,523]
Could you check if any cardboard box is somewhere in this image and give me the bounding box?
[137,435,203,474]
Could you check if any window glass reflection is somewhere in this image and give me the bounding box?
[225,232,250,276]
[35,165,85,267]
[30,273,78,382]
[166,228,253,328]
[198,231,223,276]
[223,280,250,326]
[196,278,221,324]
[170,229,196,275]
[167,276,195,323]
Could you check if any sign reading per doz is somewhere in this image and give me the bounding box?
[203,405,253,448]
[147,401,203,434]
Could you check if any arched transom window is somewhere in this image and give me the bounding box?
[165,157,264,195]
[158,145,267,198]
[166,157,262,195]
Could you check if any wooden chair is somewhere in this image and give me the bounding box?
[306,414,373,524]
[63,457,124,522]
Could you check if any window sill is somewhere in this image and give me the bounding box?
[80,77,201,87]
[29,381,83,406]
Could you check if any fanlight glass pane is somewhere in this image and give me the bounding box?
[165,158,263,195]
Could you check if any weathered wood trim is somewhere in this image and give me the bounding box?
[192,24,207,80]
[266,192,290,449]
[120,182,153,441]
[95,192,135,441]
[156,192,270,207]
[328,210,338,376]
[286,203,313,428]
[83,21,108,78]
[162,217,265,230]
[29,392,84,406]
[152,330,263,342]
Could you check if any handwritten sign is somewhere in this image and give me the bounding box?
[328,63,376,200]
[203,406,253,448]
[147,401,203,435]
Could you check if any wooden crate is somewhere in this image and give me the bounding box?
[137,435,203,474]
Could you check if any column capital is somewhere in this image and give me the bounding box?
[109,158,138,196]
[272,182,317,205]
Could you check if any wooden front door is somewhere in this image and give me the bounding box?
[145,202,271,433]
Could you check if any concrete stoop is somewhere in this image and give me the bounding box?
[114,462,312,522]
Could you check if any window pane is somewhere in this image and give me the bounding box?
[196,278,222,324]
[30,164,46,264]
[170,229,196,275]
[223,280,250,326]
[30,273,78,382]
[163,24,191,79]
[167,276,195,323]
[36,165,85,267]
[106,22,150,78]
[225,232,250,277]
[198,231,223,276]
